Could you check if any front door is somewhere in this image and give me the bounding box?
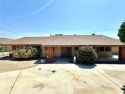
[47,47,54,59]
[61,47,72,57]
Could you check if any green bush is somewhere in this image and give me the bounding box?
[0,42,3,52]
[12,46,40,59]
[0,46,3,52]
[76,46,98,64]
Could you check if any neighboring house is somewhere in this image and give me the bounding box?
[2,34,125,60]
[0,38,13,52]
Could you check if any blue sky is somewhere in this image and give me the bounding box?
[0,0,125,39]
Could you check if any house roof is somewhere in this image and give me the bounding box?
[2,35,125,46]
[42,35,124,46]
[2,37,48,45]
[0,38,14,43]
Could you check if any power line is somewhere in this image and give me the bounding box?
[78,27,118,34]
[2,5,40,35]
[0,26,23,36]
[0,32,17,38]
[11,2,46,34]
[3,3,45,35]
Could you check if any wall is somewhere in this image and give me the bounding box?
[54,47,75,57]
[42,46,77,57]
[42,46,114,58]
[119,47,125,60]
[72,47,77,56]
[41,47,61,57]
[54,47,61,57]
[94,47,112,57]
[121,47,125,60]
[112,47,119,55]
[97,52,112,57]
[41,46,46,57]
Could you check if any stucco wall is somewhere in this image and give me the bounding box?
[54,47,61,57]
[97,52,112,57]
[41,46,113,58]
[112,47,119,55]
[72,47,77,56]
[41,46,46,57]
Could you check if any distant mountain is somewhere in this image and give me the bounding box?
[0,38,14,43]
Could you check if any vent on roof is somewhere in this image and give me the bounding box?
[55,34,63,36]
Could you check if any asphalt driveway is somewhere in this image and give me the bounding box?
[0,62,125,94]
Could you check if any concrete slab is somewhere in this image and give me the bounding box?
[9,65,123,94]
[0,71,20,94]
[0,64,125,94]
[96,64,125,87]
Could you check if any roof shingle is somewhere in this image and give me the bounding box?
[2,35,124,46]
[42,35,124,46]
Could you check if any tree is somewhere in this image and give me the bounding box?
[118,21,125,43]
[76,46,98,64]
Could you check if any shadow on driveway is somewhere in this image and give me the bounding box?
[0,56,41,61]
[34,58,56,64]
[76,64,97,69]
[0,56,13,60]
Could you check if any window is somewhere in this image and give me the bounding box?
[100,47,105,51]
[99,47,111,52]
[12,46,16,50]
[75,47,79,50]
[45,47,47,50]
[105,47,111,51]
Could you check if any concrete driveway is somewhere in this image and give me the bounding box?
[0,63,125,94]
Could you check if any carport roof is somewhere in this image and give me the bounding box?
[2,35,125,46]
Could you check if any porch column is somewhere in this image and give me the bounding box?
[119,47,125,60]
[47,47,54,60]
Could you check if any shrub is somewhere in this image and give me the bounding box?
[12,46,40,59]
[76,46,98,64]
[0,46,3,52]
[0,43,3,52]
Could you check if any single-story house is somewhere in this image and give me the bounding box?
[2,34,125,60]
[0,38,13,52]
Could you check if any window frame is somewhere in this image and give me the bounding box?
[99,47,111,52]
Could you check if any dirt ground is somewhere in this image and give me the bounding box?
[0,57,37,73]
